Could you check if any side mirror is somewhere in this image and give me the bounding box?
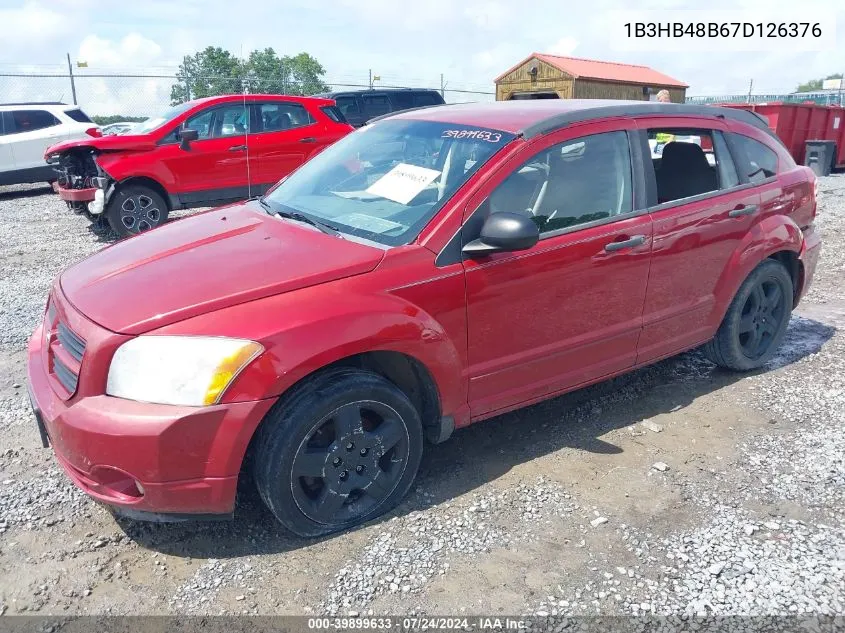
[462,212,540,256]
[179,128,199,150]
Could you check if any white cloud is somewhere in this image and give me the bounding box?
[0,1,72,55]
[77,33,164,68]
[547,37,579,56]
[464,1,509,30]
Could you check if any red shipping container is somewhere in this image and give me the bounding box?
[718,102,845,169]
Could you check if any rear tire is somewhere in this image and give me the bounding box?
[253,368,424,538]
[106,184,168,238]
[703,259,793,371]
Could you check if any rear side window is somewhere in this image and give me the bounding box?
[413,92,441,107]
[647,128,740,203]
[729,133,778,183]
[258,103,314,133]
[320,105,347,123]
[362,94,391,117]
[7,110,60,134]
[64,108,93,123]
[390,92,414,111]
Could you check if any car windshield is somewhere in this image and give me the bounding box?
[262,120,516,246]
[132,102,195,135]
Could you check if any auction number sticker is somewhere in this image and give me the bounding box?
[442,129,502,142]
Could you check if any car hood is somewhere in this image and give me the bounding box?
[45,134,157,158]
[60,202,385,335]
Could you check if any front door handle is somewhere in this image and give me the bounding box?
[604,235,647,252]
[299,137,317,143]
[228,144,247,152]
[729,204,758,218]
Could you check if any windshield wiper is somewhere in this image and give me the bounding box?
[259,197,342,238]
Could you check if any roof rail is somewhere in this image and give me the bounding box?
[0,101,67,106]
[365,103,448,125]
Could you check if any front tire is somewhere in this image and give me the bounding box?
[703,259,793,371]
[106,184,168,238]
[253,368,424,538]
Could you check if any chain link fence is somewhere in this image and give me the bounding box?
[686,92,843,106]
[0,72,494,120]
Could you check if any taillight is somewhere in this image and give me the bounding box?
[85,127,102,137]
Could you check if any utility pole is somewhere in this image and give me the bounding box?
[440,73,445,98]
[747,78,753,102]
[369,68,373,90]
[66,53,78,105]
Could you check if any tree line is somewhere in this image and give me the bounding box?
[170,46,331,105]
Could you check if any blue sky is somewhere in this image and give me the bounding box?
[0,0,841,115]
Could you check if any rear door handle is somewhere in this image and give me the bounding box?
[729,204,758,218]
[604,235,647,252]
[299,137,317,143]
[228,144,247,152]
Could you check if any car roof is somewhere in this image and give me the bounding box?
[317,88,441,97]
[186,94,336,107]
[372,99,774,139]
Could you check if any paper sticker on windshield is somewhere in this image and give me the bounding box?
[365,163,440,205]
[442,129,503,142]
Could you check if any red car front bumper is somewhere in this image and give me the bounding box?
[26,310,275,518]
[55,185,97,203]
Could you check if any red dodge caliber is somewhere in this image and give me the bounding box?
[27,100,822,537]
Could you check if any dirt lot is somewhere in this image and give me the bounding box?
[0,177,843,618]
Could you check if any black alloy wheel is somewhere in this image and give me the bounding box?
[291,401,409,525]
[703,259,793,371]
[253,368,424,537]
[106,184,169,238]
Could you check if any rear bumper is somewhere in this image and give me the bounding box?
[56,185,97,203]
[26,322,276,516]
[797,224,822,303]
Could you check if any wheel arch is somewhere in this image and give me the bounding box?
[114,176,172,211]
[712,215,803,324]
[238,349,445,486]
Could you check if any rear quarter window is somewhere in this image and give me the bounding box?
[729,133,779,183]
[64,108,93,123]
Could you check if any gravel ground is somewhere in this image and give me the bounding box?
[0,176,843,620]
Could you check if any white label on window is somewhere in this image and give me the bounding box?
[834,117,841,130]
[365,163,440,205]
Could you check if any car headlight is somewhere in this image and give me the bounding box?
[106,336,263,406]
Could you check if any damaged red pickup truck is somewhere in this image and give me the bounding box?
[29,100,821,537]
[45,94,352,237]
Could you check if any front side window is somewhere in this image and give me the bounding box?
[481,131,633,235]
[263,120,516,246]
[729,133,778,183]
[647,128,739,203]
[184,105,249,140]
[8,110,60,134]
[258,103,314,133]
